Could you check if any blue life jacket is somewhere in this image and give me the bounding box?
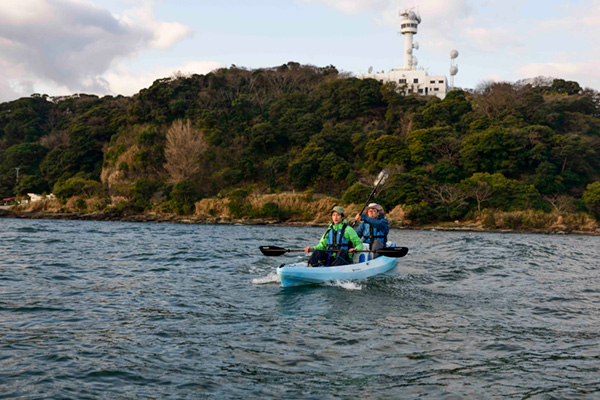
[325,223,350,251]
[365,224,387,245]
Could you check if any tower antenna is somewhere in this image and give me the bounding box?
[450,50,459,90]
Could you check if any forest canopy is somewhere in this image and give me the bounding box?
[1,64,599,223]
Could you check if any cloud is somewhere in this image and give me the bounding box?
[0,0,191,101]
[103,61,224,97]
[122,3,192,49]
[462,27,523,53]
[517,61,600,89]
[302,0,388,14]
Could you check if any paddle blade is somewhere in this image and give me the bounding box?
[376,247,409,258]
[259,246,288,256]
[375,169,389,187]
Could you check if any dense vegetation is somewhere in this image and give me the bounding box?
[1,63,600,225]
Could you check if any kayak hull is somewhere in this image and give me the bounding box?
[276,256,397,288]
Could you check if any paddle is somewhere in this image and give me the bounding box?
[259,245,408,258]
[351,168,389,227]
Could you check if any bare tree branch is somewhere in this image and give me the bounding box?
[164,120,207,184]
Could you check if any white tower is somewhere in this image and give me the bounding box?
[399,10,421,70]
[357,8,449,99]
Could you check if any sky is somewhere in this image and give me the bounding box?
[1,0,600,103]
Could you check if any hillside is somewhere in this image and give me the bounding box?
[1,63,600,231]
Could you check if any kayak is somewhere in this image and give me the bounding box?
[276,255,397,288]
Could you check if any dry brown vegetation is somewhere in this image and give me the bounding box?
[164,120,208,183]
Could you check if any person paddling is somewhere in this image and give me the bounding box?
[354,203,389,255]
[303,206,363,267]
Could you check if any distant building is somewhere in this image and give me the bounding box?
[358,9,453,100]
[2,196,16,205]
[26,193,56,203]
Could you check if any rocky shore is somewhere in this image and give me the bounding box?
[0,208,282,225]
[2,208,599,235]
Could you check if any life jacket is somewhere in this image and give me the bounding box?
[364,222,387,246]
[325,223,351,252]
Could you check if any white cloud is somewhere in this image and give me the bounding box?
[103,61,224,97]
[0,0,192,101]
[122,4,192,49]
[463,27,522,53]
[517,61,600,82]
[302,0,388,14]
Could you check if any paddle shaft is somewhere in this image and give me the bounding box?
[351,169,389,227]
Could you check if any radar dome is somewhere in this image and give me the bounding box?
[450,50,459,59]
[450,66,458,75]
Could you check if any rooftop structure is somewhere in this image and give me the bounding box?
[358,9,458,100]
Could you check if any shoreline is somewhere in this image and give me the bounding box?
[2,208,598,236]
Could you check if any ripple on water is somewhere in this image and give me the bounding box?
[1,221,599,398]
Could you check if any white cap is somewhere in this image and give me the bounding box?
[367,203,384,213]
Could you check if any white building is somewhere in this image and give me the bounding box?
[357,9,451,100]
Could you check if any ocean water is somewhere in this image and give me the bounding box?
[0,218,599,399]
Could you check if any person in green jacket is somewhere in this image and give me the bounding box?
[303,206,363,267]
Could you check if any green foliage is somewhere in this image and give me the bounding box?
[551,79,582,95]
[342,182,371,204]
[130,177,163,208]
[461,126,527,177]
[4,142,48,174]
[15,175,49,196]
[408,127,455,165]
[75,198,87,211]
[259,202,288,220]
[170,180,201,215]
[378,172,433,211]
[462,172,541,211]
[582,181,600,217]
[0,66,599,224]
[53,176,102,199]
[364,135,410,172]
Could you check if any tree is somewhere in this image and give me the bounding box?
[164,120,207,183]
[461,176,494,216]
[428,184,470,220]
[582,181,600,217]
[551,79,582,95]
[364,135,410,172]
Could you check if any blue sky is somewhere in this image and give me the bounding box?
[1,0,599,102]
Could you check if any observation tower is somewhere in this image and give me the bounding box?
[358,9,457,100]
[400,10,421,70]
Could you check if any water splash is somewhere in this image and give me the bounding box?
[252,272,280,285]
[326,280,363,290]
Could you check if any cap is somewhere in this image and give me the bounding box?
[367,203,384,213]
[331,206,345,216]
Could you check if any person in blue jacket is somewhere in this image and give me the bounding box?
[354,203,389,255]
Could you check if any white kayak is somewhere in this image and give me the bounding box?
[276,255,397,288]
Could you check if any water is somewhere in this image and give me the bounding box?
[1,219,599,399]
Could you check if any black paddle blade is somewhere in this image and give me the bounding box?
[376,247,409,258]
[259,246,288,256]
